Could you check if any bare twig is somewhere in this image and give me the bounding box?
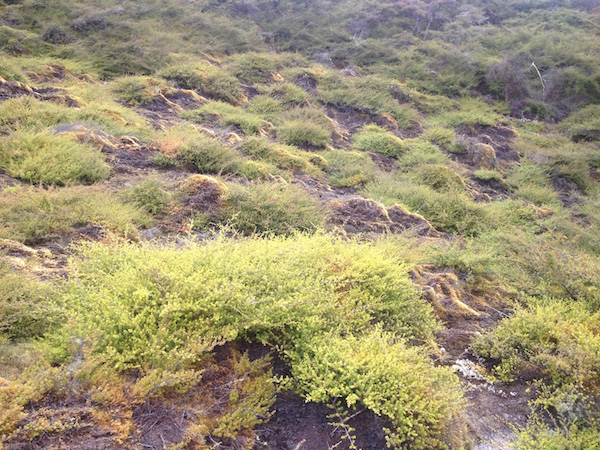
[531,62,545,95]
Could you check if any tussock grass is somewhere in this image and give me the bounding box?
[0,132,109,185]
[0,185,150,243]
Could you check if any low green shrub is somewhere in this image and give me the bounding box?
[49,234,437,370]
[290,330,466,449]
[0,186,150,243]
[182,102,268,135]
[473,299,600,391]
[352,125,406,158]
[275,120,331,148]
[320,149,379,187]
[129,179,171,215]
[159,63,243,104]
[474,169,503,182]
[246,95,283,121]
[0,132,109,186]
[0,262,59,342]
[220,182,325,235]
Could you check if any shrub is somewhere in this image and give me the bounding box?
[129,179,171,215]
[290,330,466,449]
[181,102,268,135]
[275,120,331,148]
[474,169,503,182]
[159,63,243,104]
[220,182,325,235]
[422,127,456,148]
[0,186,150,243]
[0,132,109,186]
[266,83,311,107]
[50,234,437,369]
[473,299,600,391]
[0,261,60,342]
[320,149,379,187]
[352,125,406,158]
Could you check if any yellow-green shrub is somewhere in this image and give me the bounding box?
[49,234,437,370]
[220,182,325,235]
[289,330,466,449]
[473,299,600,391]
[0,186,150,243]
[0,132,109,185]
[321,149,379,187]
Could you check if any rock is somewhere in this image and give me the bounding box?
[469,143,498,170]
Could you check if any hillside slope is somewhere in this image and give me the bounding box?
[1,0,600,448]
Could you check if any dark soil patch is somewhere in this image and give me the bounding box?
[256,393,388,450]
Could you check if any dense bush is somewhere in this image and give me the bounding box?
[0,186,150,243]
[0,132,109,186]
[220,182,325,235]
[290,331,466,449]
[474,299,600,391]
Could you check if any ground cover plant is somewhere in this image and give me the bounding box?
[1,0,600,447]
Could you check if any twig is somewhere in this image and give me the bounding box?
[531,62,545,95]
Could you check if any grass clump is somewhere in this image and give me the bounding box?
[558,104,600,142]
[0,262,59,343]
[506,161,559,206]
[113,76,161,107]
[290,330,465,449]
[352,125,406,158]
[365,176,488,235]
[275,120,331,148]
[0,132,110,186]
[473,299,600,391]
[128,178,171,215]
[412,165,466,193]
[422,127,456,148]
[0,186,150,243]
[320,149,379,187]
[219,182,325,236]
[427,97,502,128]
[474,169,504,182]
[241,137,327,176]
[182,101,268,135]
[159,63,243,104]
